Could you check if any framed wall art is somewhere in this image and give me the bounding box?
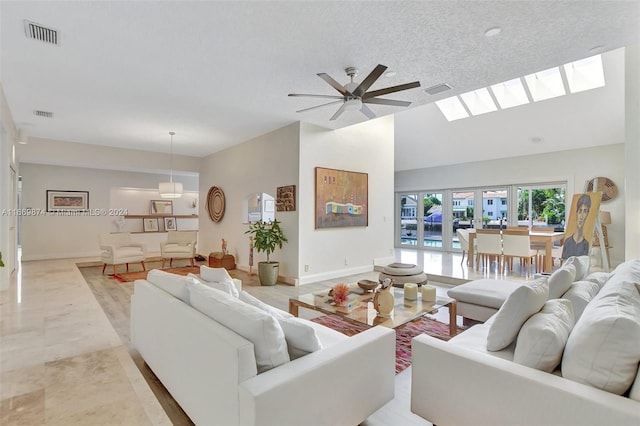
[150,200,173,215]
[46,190,89,212]
[143,218,159,232]
[276,185,296,212]
[164,217,177,231]
[315,167,368,229]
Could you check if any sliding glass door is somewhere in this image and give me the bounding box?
[422,192,443,248]
[517,185,566,230]
[399,194,419,246]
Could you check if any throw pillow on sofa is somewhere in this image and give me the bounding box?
[278,317,323,360]
[187,278,290,373]
[513,299,574,372]
[187,273,238,298]
[146,269,190,303]
[487,277,549,351]
[560,280,600,321]
[562,270,640,395]
[200,266,239,298]
[547,263,576,300]
[583,271,612,290]
[564,256,590,281]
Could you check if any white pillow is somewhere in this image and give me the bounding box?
[565,256,590,281]
[561,280,600,321]
[514,299,574,372]
[187,279,290,373]
[487,277,549,351]
[583,271,612,290]
[187,273,238,298]
[146,269,189,303]
[200,266,239,298]
[562,277,640,394]
[547,263,576,300]
[239,291,293,320]
[278,317,322,360]
[629,367,640,402]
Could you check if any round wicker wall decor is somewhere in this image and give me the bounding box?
[586,177,618,202]
[206,186,225,222]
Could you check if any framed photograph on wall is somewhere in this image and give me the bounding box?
[315,167,368,228]
[276,185,296,212]
[164,217,177,231]
[46,190,89,212]
[150,200,173,215]
[143,218,159,232]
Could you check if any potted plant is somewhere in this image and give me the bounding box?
[245,219,287,286]
[0,251,4,268]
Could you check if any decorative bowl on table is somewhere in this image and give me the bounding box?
[357,279,379,292]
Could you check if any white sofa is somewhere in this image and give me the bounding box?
[131,268,395,426]
[411,259,640,426]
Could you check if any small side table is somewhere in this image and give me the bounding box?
[208,252,236,270]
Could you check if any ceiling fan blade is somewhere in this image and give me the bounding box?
[296,100,343,113]
[318,73,352,96]
[360,104,376,119]
[363,81,421,99]
[352,64,387,97]
[363,98,412,107]
[288,93,344,100]
[329,103,348,121]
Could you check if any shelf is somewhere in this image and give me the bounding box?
[124,214,198,219]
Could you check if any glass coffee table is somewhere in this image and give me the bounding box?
[288,285,458,336]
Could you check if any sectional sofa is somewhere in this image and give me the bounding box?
[131,267,395,426]
[411,258,640,425]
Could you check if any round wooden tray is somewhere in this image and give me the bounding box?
[206,186,225,222]
[357,279,379,292]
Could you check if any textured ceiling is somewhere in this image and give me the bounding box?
[1,1,639,167]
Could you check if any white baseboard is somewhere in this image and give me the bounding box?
[298,264,374,286]
[373,256,395,267]
[21,251,104,262]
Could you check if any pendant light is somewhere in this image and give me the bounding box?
[158,131,183,199]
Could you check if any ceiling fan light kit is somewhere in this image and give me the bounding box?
[289,64,421,121]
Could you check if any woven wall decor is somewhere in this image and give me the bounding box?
[206,186,225,222]
[587,177,618,202]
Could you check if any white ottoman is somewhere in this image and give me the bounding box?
[379,263,428,287]
[447,279,526,322]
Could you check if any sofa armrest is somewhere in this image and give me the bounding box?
[411,334,640,426]
[238,326,395,426]
[99,244,114,254]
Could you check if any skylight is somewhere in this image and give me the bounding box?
[564,54,605,93]
[435,96,469,121]
[490,78,530,109]
[524,67,565,101]
[459,88,497,116]
[435,54,604,121]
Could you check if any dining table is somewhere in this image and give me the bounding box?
[467,229,565,273]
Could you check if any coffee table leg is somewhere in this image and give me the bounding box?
[449,300,457,336]
[289,299,299,317]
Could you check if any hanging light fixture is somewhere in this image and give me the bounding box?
[158,131,183,199]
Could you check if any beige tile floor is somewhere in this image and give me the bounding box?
[0,249,541,425]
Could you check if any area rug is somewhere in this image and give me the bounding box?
[310,315,466,374]
[110,265,201,283]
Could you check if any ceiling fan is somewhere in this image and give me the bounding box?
[288,64,421,121]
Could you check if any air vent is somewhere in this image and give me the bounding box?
[24,21,59,45]
[424,83,452,95]
[34,110,53,118]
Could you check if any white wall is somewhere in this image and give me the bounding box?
[298,117,395,284]
[0,85,18,290]
[199,123,300,281]
[20,163,198,260]
[625,43,640,260]
[395,144,626,266]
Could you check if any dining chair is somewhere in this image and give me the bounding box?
[532,227,564,270]
[456,228,472,265]
[502,229,538,277]
[474,229,502,272]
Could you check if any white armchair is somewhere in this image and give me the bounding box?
[160,230,197,268]
[99,232,146,274]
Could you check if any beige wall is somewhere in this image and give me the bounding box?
[0,84,18,290]
[625,43,640,260]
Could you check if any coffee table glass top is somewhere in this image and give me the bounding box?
[290,285,454,329]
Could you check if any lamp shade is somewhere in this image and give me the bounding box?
[599,210,611,225]
[159,182,183,199]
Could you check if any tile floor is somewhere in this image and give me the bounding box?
[0,249,541,425]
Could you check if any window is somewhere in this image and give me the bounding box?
[501,199,507,205]
[488,212,493,216]
[487,200,494,205]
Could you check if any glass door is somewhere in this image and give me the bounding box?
[452,190,475,250]
[517,185,566,230]
[398,193,419,246]
[480,189,508,229]
[422,192,443,248]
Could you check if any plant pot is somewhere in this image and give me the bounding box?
[258,261,279,286]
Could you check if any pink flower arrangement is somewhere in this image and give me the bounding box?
[332,283,350,306]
